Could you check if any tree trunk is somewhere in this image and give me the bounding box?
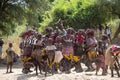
[114,16,120,38]
[114,24,120,38]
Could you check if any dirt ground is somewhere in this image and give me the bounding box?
[0,62,120,80]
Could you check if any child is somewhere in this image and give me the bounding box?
[96,40,106,75]
[54,36,63,73]
[101,34,109,49]
[101,34,109,74]
[54,36,63,63]
[45,38,56,68]
[6,43,15,73]
[104,24,111,42]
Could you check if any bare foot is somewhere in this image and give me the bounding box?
[6,71,9,73]
[9,71,13,73]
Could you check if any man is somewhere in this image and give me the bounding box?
[105,24,111,42]
[98,24,104,38]
[0,38,4,59]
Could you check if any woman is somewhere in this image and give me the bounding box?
[74,29,85,72]
[105,45,120,77]
[96,40,106,75]
[54,36,63,63]
[84,29,97,71]
[62,28,74,56]
[62,28,74,73]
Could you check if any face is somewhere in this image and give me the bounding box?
[56,36,61,42]
[67,30,71,34]
[48,38,53,45]
[9,43,13,47]
[87,34,92,38]
[78,31,82,35]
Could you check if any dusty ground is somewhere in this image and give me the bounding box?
[0,62,119,80]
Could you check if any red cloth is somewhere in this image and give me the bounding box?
[111,45,120,55]
[77,35,84,43]
[111,45,116,51]
[97,55,105,68]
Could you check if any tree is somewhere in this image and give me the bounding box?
[110,0,120,38]
[0,0,25,36]
[0,0,50,36]
[40,0,113,30]
[95,0,120,38]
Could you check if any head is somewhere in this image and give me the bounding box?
[45,27,53,35]
[70,28,75,35]
[86,29,94,38]
[37,33,42,40]
[9,43,13,48]
[78,29,84,35]
[66,28,71,34]
[55,36,62,43]
[66,27,74,35]
[55,27,61,36]
[48,38,53,45]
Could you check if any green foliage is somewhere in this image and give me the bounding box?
[0,0,50,36]
[39,0,120,31]
[25,0,50,27]
[0,0,120,36]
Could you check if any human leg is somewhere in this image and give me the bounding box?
[10,62,13,73]
[6,63,10,73]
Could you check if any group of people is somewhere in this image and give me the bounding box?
[19,25,111,75]
[0,20,119,77]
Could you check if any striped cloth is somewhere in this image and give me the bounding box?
[23,45,33,56]
[25,36,38,45]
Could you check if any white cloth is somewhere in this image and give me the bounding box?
[46,45,56,50]
[106,28,111,35]
[87,37,97,46]
[54,51,63,63]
